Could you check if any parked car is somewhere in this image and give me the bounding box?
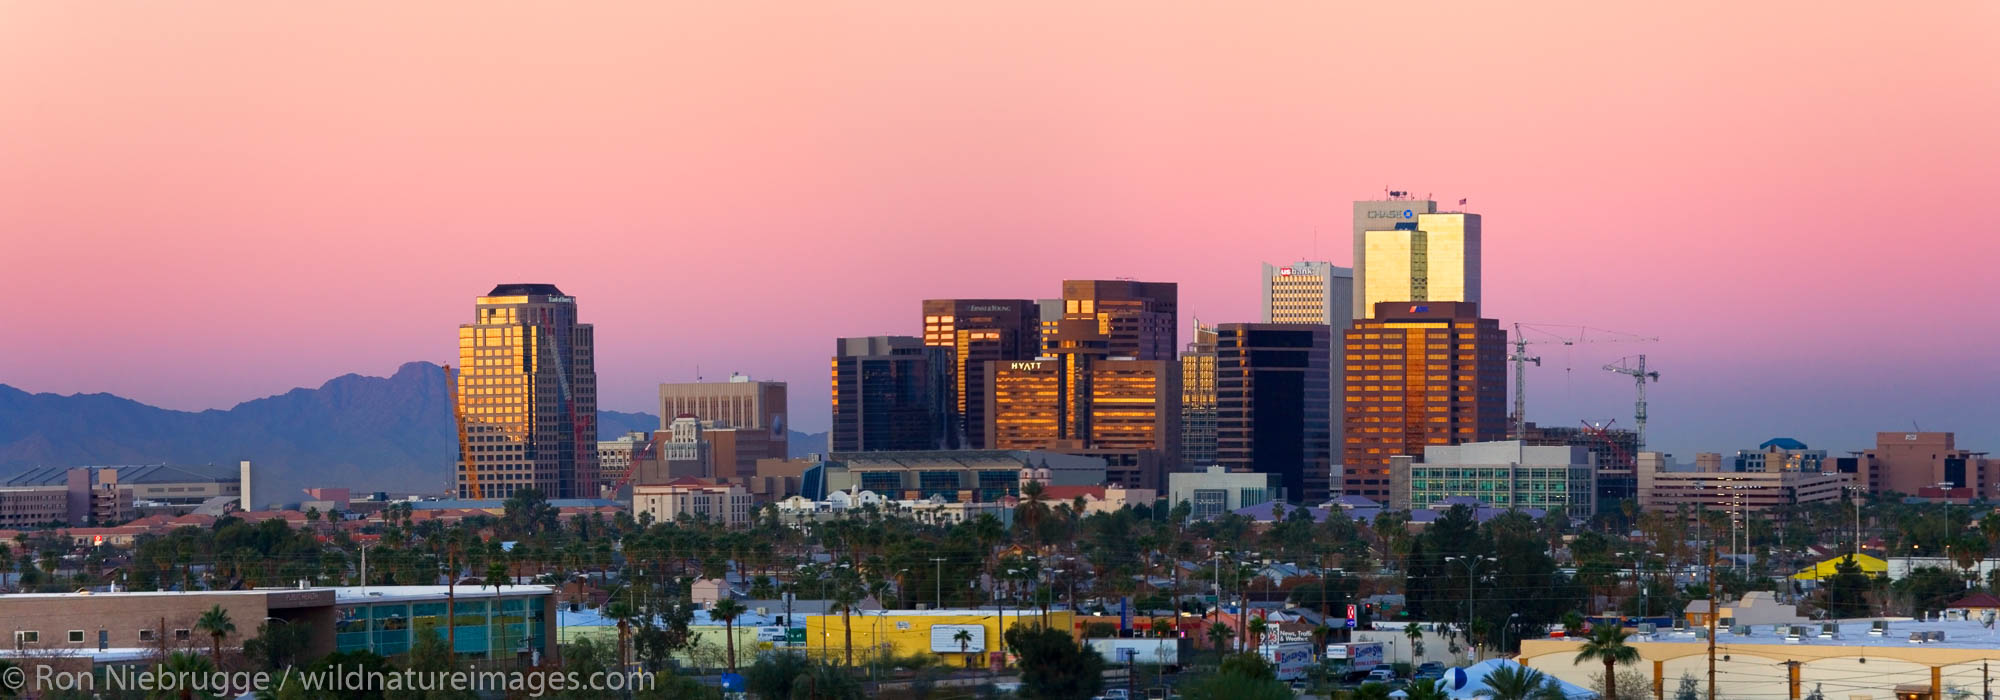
[1365,668,1396,683]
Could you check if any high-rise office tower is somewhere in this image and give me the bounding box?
[1354,205,1481,320]
[1179,323,1219,467]
[1262,261,1354,489]
[921,299,1039,449]
[1043,280,1178,360]
[987,357,1179,490]
[831,336,953,452]
[1341,302,1506,499]
[455,283,598,499]
[658,376,788,478]
[1215,323,1332,503]
[989,279,1181,489]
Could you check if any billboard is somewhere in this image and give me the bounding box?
[1326,642,1384,671]
[931,624,987,653]
[1270,643,1313,681]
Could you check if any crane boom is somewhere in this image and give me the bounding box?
[447,363,483,500]
[1603,355,1661,449]
[1507,323,1657,439]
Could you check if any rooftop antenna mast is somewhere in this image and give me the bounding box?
[1604,355,1661,449]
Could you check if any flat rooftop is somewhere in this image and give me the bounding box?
[1637,617,2000,650]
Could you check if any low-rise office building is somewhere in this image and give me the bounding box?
[1637,452,1852,515]
[812,450,1106,502]
[1388,441,1597,517]
[633,477,755,527]
[0,585,555,674]
[1168,466,1284,520]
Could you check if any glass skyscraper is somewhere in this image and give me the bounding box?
[455,283,598,499]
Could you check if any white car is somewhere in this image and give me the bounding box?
[1364,668,1395,683]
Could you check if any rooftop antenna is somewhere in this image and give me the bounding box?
[696,364,702,383]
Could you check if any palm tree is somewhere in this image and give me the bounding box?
[1247,616,1269,651]
[1477,664,1551,700]
[1204,622,1230,664]
[1574,625,1641,700]
[953,628,975,668]
[604,600,635,674]
[711,599,747,673]
[1406,678,1452,700]
[159,650,217,700]
[484,561,509,592]
[1354,682,1394,700]
[830,571,862,666]
[195,605,235,669]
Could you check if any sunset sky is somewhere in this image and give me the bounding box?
[3,1,1996,457]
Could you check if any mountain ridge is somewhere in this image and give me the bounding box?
[0,363,827,506]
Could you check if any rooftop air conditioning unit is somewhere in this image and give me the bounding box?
[1637,623,1657,636]
[1730,625,1750,636]
[1869,620,1888,636]
[1783,626,1806,642]
[1819,623,1839,639]
[1908,631,1926,644]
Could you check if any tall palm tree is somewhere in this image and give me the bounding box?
[1574,625,1641,700]
[710,599,747,673]
[159,651,217,700]
[195,605,235,669]
[830,571,862,666]
[1476,664,1552,700]
[604,600,636,674]
[1247,616,1269,651]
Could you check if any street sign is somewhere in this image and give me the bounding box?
[1345,604,1357,628]
[1120,597,1132,632]
[784,628,806,646]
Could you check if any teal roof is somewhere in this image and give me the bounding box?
[1759,437,1808,450]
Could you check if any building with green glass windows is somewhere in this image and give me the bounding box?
[331,585,555,661]
[1391,441,1596,517]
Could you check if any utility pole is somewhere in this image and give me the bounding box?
[1706,547,1718,700]
[1982,659,1989,700]
[1783,659,1802,700]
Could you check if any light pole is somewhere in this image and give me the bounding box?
[930,557,946,610]
[1445,555,1496,659]
[1500,612,1521,655]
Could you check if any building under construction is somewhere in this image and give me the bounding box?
[1517,420,1639,514]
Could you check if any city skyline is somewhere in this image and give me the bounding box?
[4,1,1997,461]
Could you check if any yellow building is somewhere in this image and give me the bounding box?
[1357,212,1481,319]
[1794,553,1889,580]
[805,608,1075,667]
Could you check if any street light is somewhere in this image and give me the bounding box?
[1444,555,1497,659]
[1500,612,1521,654]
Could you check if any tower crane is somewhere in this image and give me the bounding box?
[1508,324,1658,439]
[1603,355,1660,450]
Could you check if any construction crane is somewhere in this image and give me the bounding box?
[1509,324,1658,439]
[446,364,484,500]
[1603,355,1660,449]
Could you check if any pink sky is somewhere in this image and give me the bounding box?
[3,1,1996,455]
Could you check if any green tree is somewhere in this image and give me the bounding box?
[387,620,477,700]
[1821,554,1874,618]
[1004,625,1104,700]
[241,621,311,672]
[195,605,235,669]
[1476,664,1559,700]
[1673,672,1702,700]
[1406,678,1452,700]
[1574,626,1641,700]
[1205,622,1231,664]
[709,599,747,673]
[1353,683,1394,700]
[153,651,220,700]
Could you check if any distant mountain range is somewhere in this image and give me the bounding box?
[0,362,828,507]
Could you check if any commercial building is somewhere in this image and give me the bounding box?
[986,358,1179,489]
[1180,323,1219,468]
[1636,452,1852,515]
[1388,441,1596,517]
[1169,466,1284,520]
[0,585,554,674]
[626,416,711,484]
[595,431,649,490]
[1828,432,1995,498]
[814,449,1105,502]
[1042,280,1179,360]
[802,609,1076,667]
[921,299,1040,449]
[830,336,952,452]
[1353,203,1480,320]
[633,477,755,527]
[1214,323,1333,503]
[1261,261,1355,471]
[657,376,789,477]
[1350,196,1438,319]
[0,463,253,526]
[1519,615,2000,700]
[986,279,1181,489]
[456,283,598,499]
[1735,437,1828,472]
[1518,421,1639,513]
[1340,302,1507,500]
